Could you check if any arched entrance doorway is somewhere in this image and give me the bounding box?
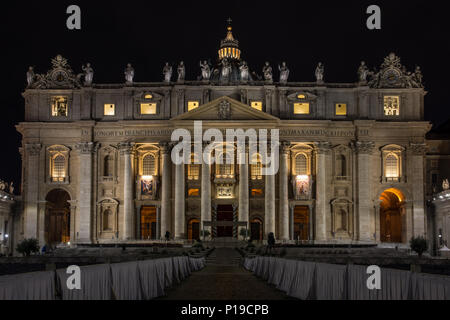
[141,206,157,240]
[294,206,309,240]
[216,205,234,237]
[380,188,405,243]
[45,189,71,244]
[188,219,200,241]
[250,218,263,241]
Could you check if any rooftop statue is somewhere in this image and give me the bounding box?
[163,62,172,83]
[263,62,273,82]
[413,66,423,87]
[221,58,231,80]
[124,63,134,84]
[9,182,14,195]
[26,66,35,88]
[177,61,185,82]
[315,62,324,83]
[358,61,369,83]
[279,62,289,83]
[81,63,94,86]
[239,61,249,82]
[200,60,211,80]
[443,179,450,191]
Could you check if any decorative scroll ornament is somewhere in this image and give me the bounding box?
[30,55,81,89]
[218,100,232,120]
[367,53,423,89]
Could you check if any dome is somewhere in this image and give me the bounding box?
[218,19,241,61]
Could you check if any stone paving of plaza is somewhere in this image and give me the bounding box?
[160,248,294,300]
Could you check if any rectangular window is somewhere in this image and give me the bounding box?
[188,188,200,197]
[141,103,157,115]
[251,189,263,197]
[294,103,310,115]
[251,101,263,111]
[104,104,115,116]
[384,96,400,116]
[335,103,347,116]
[188,101,199,111]
[188,164,200,180]
[51,96,68,117]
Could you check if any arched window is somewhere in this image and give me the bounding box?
[251,154,262,180]
[295,154,308,175]
[188,154,200,180]
[104,155,114,177]
[219,164,232,176]
[142,154,156,176]
[103,209,111,231]
[385,153,399,178]
[52,154,66,181]
[336,155,347,177]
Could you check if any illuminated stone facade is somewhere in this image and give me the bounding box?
[14,25,440,249]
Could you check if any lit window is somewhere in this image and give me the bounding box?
[251,189,263,196]
[385,153,399,178]
[294,103,310,115]
[188,189,200,197]
[142,154,156,176]
[144,94,153,99]
[51,96,68,117]
[384,96,400,116]
[217,164,233,178]
[251,154,262,180]
[251,101,263,111]
[188,101,199,111]
[188,155,200,180]
[104,104,115,116]
[335,103,347,116]
[52,154,66,182]
[297,94,306,99]
[295,154,308,175]
[141,103,157,115]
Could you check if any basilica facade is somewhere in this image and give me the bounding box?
[13,24,435,249]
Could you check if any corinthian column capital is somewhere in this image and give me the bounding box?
[75,142,99,155]
[354,141,375,155]
[409,143,428,155]
[25,143,42,156]
[314,141,331,154]
[118,142,135,155]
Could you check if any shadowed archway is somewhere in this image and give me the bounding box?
[45,189,71,245]
[380,188,405,243]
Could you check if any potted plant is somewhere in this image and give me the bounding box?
[200,229,211,241]
[16,238,40,257]
[410,236,428,258]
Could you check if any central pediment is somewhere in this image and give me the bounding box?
[170,96,280,122]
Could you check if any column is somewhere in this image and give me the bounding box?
[289,204,294,240]
[201,144,212,234]
[160,142,172,237]
[75,142,97,243]
[265,169,276,239]
[24,143,41,239]
[308,203,315,241]
[238,147,249,239]
[355,141,375,242]
[314,142,331,241]
[410,143,427,237]
[174,162,185,239]
[374,200,382,242]
[278,142,290,241]
[119,142,135,241]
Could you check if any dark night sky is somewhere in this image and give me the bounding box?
[0,0,449,192]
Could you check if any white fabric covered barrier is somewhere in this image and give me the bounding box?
[347,265,411,300]
[57,264,112,300]
[0,270,55,300]
[411,273,450,300]
[111,261,143,300]
[268,258,286,287]
[189,257,206,272]
[162,258,174,289]
[287,261,316,300]
[312,263,347,300]
[138,260,162,300]
[276,259,299,293]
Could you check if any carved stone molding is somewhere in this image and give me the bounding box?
[409,143,428,155]
[218,100,232,120]
[159,141,173,155]
[118,142,135,156]
[75,142,99,155]
[314,142,331,154]
[25,143,42,156]
[280,141,291,154]
[354,141,375,155]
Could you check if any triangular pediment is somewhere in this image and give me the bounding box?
[170,96,280,122]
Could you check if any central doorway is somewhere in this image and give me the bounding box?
[294,206,309,241]
[380,188,405,243]
[188,219,200,240]
[141,206,157,240]
[45,189,71,245]
[250,218,263,241]
[216,204,234,237]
